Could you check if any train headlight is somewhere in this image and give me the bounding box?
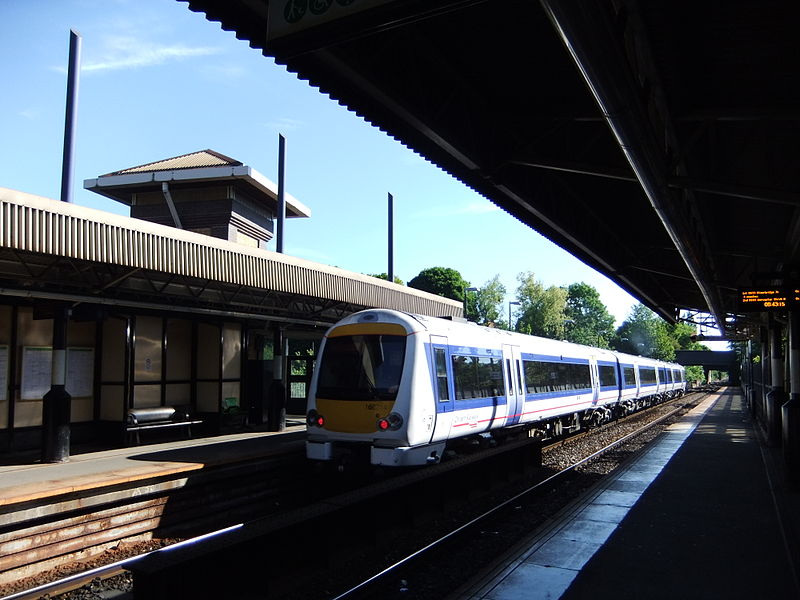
[306,409,325,428]
[377,412,403,431]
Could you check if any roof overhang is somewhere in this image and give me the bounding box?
[178,0,800,338]
[84,164,311,218]
[0,187,458,323]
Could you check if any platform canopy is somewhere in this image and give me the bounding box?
[181,0,800,338]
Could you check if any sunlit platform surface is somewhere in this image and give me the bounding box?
[465,388,800,600]
[0,422,306,507]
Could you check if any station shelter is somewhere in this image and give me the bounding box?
[0,151,460,455]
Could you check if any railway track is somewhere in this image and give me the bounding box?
[331,392,708,600]
[1,389,711,600]
[0,446,311,598]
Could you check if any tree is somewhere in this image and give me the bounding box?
[514,272,567,338]
[368,273,404,285]
[613,303,674,360]
[407,267,470,302]
[469,275,507,326]
[564,282,616,348]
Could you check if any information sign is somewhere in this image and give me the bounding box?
[737,288,799,311]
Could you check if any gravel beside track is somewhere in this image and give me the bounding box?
[4,393,704,600]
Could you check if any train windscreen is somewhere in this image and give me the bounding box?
[316,335,406,401]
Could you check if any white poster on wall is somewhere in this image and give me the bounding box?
[21,346,52,400]
[67,347,94,398]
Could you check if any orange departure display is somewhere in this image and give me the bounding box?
[738,288,798,311]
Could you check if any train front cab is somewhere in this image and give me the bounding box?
[305,315,420,465]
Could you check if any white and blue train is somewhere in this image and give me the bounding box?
[306,309,686,467]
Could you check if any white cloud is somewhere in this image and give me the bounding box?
[19,107,41,120]
[413,201,502,218]
[199,63,248,80]
[265,117,304,132]
[285,246,334,263]
[78,36,221,73]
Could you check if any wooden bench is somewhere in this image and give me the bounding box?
[126,405,202,445]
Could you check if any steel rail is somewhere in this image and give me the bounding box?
[330,392,706,600]
[0,524,244,600]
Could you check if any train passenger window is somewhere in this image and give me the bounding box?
[623,366,636,386]
[522,360,591,394]
[434,347,449,401]
[639,367,657,385]
[522,360,550,394]
[316,335,406,401]
[598,365,617,387]
[451,354,505,400]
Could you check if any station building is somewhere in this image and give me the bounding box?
[0,150,461,455]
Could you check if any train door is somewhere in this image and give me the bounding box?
[429,336,453,441]
[589,357,600,405]
[503,345,524,426]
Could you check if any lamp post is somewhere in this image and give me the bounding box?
[508,301,520,331]
[463,287,478,319]
[387,192,394,283]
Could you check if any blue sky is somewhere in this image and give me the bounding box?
[0,0,649,326]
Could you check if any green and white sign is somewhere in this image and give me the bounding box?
[269,0,396,41]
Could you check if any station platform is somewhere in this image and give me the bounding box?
[467,388,800,600]
[0,419,309,589]
[0,421,306,509]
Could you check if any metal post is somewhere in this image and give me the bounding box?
[747,339,756,416]
[42,29,81,462]
[508,301,520,331]
[783,311,800,485]
[463,287,477,320]
[276,135,286,253]
[388,193,394,284]
[758,326,770,428]
[267,326,286,431]
[42,307,71,462]
[60,30,81,204]
[766,314,786,445]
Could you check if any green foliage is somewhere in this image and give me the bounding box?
[468,275,507,326]
[408,267,470,302]
[612,303,675,360]
[685,364,705,383]
[564,282,616,348]
[514,272,567,338]
[368,273,404,285]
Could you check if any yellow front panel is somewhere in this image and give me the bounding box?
[317,397,396,433]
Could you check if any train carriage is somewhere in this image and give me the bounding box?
[306,309,685,467]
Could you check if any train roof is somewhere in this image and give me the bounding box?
[332,309,683,369]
